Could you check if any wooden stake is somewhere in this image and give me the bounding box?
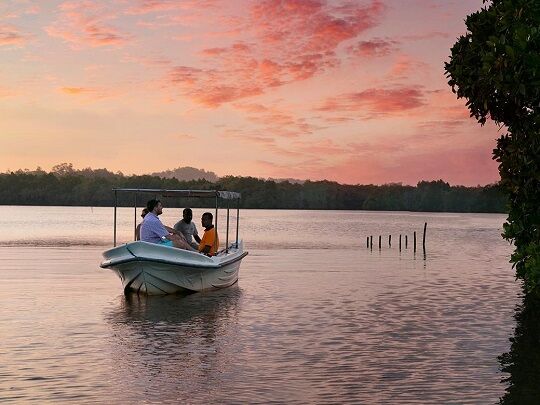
[366,236,369,248]
[378,235,382,249]
[413,231,417,253]
[389,234,392,247]
[423,222,427,251]
[370,235,373,250]
[405,235,408,249]
[399,234,402,251]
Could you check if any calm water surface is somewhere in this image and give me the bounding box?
[0,207,531,403]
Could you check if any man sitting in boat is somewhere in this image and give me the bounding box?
[140,199,193,250]
[199,212,219,256]
[173,208,201,250]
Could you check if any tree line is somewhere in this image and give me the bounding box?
[0,166,506,212]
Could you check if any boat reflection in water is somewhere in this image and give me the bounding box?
[104,287,243,402]
[499,291,540,404]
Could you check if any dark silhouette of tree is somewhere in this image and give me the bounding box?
[445,0,540,292]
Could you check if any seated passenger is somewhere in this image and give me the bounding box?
[140,199,194,250]
[135,208,148,241]
[174,208,201,250]
[198,212,219,256]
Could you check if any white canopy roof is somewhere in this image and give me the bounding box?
[112,188,241,199]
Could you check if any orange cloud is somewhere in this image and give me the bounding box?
[60,87,93,95]
[59,86,113,100]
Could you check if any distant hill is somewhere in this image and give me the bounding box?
[151,167,219,182]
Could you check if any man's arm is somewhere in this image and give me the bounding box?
[193,225,201,243]
[164,225,182,236]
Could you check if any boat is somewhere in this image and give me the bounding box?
[100,188,248,295]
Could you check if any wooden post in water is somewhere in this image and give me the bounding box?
[370,235,373,250]
[366,236,369,248]
[389,235,392,247]
[422,222,427,252]
[399,234,402,251]
[405,235,408,249]
[413,231,417,253]
[378,235,382,249]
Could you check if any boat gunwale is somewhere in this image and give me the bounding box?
[100,251,248,270]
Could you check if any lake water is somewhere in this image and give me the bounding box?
[0,206,533,403]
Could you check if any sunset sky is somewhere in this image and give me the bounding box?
[0,0,500,185]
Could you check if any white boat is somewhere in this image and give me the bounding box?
[101,188,248,295]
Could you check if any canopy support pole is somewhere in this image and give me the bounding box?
[214,195,218,253]
[235,198,240,248]
[133,192,137,241]
[226,199,230,253]
[113,190,118,247]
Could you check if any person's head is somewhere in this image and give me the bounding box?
[183,208,193,223]
[201,212,213,228]
[141,208,149,218]
[146,199,163,215]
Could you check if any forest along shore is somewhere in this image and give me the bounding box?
[0,167,506,213]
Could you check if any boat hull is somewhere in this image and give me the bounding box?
[101,241,247,295]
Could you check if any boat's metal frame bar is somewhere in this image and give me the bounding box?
[225,199,230,253]
[113,190,117,247]
[214,195,218,254]
[235,198,240,248]
[133,193,137,240]
[112,188,241,249]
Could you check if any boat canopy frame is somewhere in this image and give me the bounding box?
[111,188,241,252]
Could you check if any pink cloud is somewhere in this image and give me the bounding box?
[166,0,386,106]
[318,86,426,118]
[231,102,322,138]
[389,55,430,78]
[291,138,348,156]
[127,0,218,15]
[168,65,263,106]
[347,37,399,58]
[402,31,451,41]
[0,24,29,46]
[46,1,128,48]
[252,137,499,186]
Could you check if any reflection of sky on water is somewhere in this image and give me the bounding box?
[0,206,507,254]
[105,287,243,402]
[0,208,533,403]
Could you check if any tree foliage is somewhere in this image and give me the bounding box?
[445,0,540,292]
[0,166,505,212]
